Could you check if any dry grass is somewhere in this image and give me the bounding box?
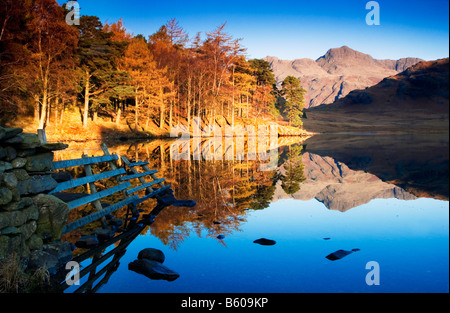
[7,110,169,143]
[0,254,50,293]
[8,108,310,143]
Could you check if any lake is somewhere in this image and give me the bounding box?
[57,133,449,293]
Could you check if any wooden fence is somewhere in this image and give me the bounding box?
[49,143,192,235]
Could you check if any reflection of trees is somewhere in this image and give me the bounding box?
[147,159,257,249]
[120,140,308,249]
[280,145,306,195]
[118,140,285,249]
[59,137,307,250]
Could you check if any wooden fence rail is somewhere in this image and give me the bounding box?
[49,143,194,236]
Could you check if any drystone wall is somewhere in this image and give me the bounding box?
[0,126,72,273]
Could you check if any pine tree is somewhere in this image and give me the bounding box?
[77,15,132,127]
[249,59,279,119]
[281,76,306,127]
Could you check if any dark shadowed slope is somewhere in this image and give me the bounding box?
[303,58,449,133]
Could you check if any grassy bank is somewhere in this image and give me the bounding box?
[11,109,313,143]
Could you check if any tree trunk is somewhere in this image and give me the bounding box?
[246,93,249,118]
[159,87,165,129]
[187,76,192,130]
[83,70,90,128]
[145,96,152,131]
[60,101,65,124]
[38,80,48,129]
[34,94,40,125]
[169,100,173,130]
[54,97,59,125]
[116,107,121,125]
[45,97,50,126]
[135,94,139,132]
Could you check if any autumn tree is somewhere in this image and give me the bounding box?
[148,19,186,129]
[103,18,133,42]
[249,59,278,120]
[119,36,170,131]
[210,24,244,112]
[0,0,29,122]
[233,55,256,121]
[1,8,285,134]
[24,0,79,129]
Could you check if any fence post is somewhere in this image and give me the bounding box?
[37,129,47,144]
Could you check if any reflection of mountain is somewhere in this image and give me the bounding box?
[273,152,416,212]
[302,133,449,201]
[54,132,447,248]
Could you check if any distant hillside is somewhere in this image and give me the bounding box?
[303,58,449,133]
[265,46,422,108]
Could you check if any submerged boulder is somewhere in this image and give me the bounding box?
[128,259,179,281]
[138,248,165,264]
[75,235,99,248]
[253,238,276,246]
[93,228,116,242]
[326,249,360,261]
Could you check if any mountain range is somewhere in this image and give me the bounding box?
[303,57,449,132]
[265,46,423,108]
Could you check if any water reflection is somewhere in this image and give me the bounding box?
[54,132,448,251]
[302,133,449,200]
[55,221,146,293]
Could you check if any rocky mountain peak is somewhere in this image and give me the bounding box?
[317,45,373,62]
[265,46,424,108]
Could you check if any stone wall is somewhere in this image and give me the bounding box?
[0,126,71,272]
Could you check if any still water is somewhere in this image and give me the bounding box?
[58,133,449,293]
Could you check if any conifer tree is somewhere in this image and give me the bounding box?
[77,15,132,127]
[281,76,306,127]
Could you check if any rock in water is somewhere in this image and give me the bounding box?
[128,259,179,281]
[93,228,116,242]
[138,248,165,264]
[253,238,276,246]
[75,235,99,248]
[326,249,360,261]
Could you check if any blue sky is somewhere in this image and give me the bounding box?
[59,0,449,61]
